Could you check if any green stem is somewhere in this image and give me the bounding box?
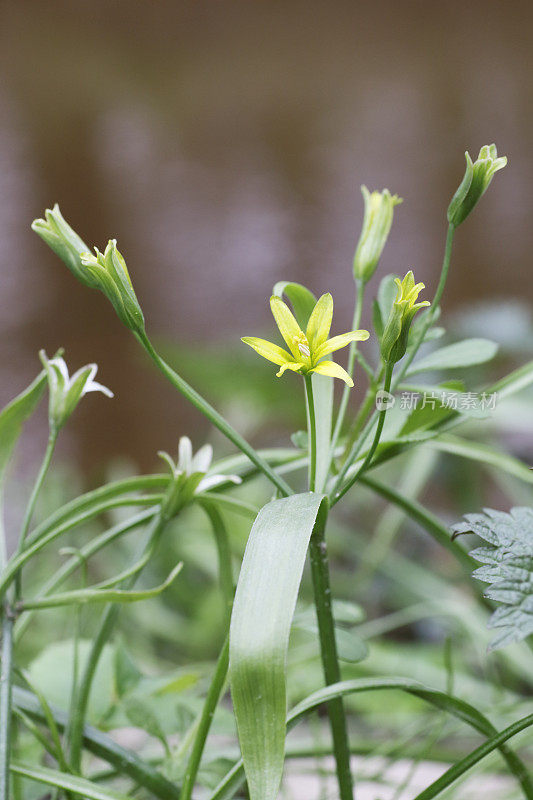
[200,502,234,624]
[15,432,57,596]
[67,511,167,771]
[304,375,317,492]
[137,332,292,497]
[0,607,13,800]
[393,223,455,389]
[330,281,365,455]
[309,514,353,800]
[180,503,234,800]
[331,362,394,505]
[180,637,230,800]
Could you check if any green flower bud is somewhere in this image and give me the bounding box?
[353,186,402,283]
[81,240,145,335]
[39,350,113,433]
[381,271,430,364]
[31,204,98,289]
[447,144,507,227]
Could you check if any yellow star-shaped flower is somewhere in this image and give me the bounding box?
[242,293,369,387]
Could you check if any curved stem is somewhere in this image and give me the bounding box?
[332,362,394,505]
[330,281,365,455]
[309,514,353,800]
[304,375,317,492]
[137,332,292,497]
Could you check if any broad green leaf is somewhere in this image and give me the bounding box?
[407,338,498,375]
[229,493,327,800]
[0,370,46,486]
[452,507,533,650]
[273,281,332,492]
[429,435,533,485]
[11,761,130,800]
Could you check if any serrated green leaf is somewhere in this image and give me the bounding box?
[407,338,498,375]
[229,493,327,800]
[452,506,533,650]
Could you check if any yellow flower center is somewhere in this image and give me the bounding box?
[294,334,311,361]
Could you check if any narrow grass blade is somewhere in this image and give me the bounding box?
[11,761,129,800]
[211,677,532,800]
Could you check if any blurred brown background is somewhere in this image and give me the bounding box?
[1,0,532,475]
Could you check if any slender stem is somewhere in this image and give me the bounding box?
[136,332,292,497]
[330,281,365,455]
[180,637,230,800]
[309,515,353,800]
[304,375,317,492]
[0,608,14,800]
[15,432,57,596]
[200,502,234,624]
[393,223,455,389]
[67,511,167,771]
[331,362,394,506]
[180,503,234,800]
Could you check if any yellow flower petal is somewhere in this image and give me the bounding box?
[270,297,305,359]
[276,362,304,377]
[311,360,354,387]
[314,329,370,360]
[306,293,333,350]
[241,336,294,367]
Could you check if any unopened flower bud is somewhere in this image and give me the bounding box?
[31,205,98,289]
[447,144,507,227]
[381,271,430,364]
[81,240,145,334]
[353,187,402,283]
